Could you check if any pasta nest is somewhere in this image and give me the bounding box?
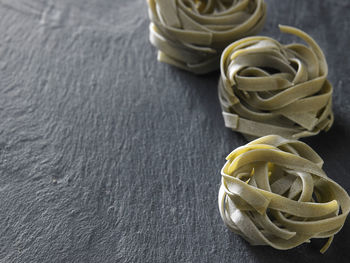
[147,0,266,74]
[218,135,350,252]
[219,25,334,140]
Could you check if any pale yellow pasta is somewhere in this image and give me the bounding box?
[147,0,266,74]
[218,135,350,253]
[219,25,333,140]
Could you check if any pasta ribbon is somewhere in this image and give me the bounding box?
[147,0,266,74]
[218,135,350,252]
[219,25,333,139]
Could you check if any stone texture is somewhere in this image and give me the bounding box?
[0,0,350,262]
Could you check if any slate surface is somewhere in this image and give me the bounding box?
[1,0,350,262]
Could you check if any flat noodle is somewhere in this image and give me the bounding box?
[147,0,266,74]
[218,25,334,139]
[218,135,350,252]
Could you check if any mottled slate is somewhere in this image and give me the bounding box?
[0,0,350,262]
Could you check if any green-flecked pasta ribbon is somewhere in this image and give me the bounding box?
[147,0,266,74]
[219,25,334,140]
[218,135,350,253]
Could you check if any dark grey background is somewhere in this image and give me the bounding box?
[1,0,350,262]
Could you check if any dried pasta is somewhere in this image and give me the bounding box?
[147,0,266,74]
[218,135,350,252]
[219,25,333,140]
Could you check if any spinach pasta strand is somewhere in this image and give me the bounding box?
[218,135,350,252]
[147,0,266,74]
[219,25,334,139]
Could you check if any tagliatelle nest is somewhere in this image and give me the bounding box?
[218,135,350,253]
[218,25,334,140]
[147,0,266,74]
